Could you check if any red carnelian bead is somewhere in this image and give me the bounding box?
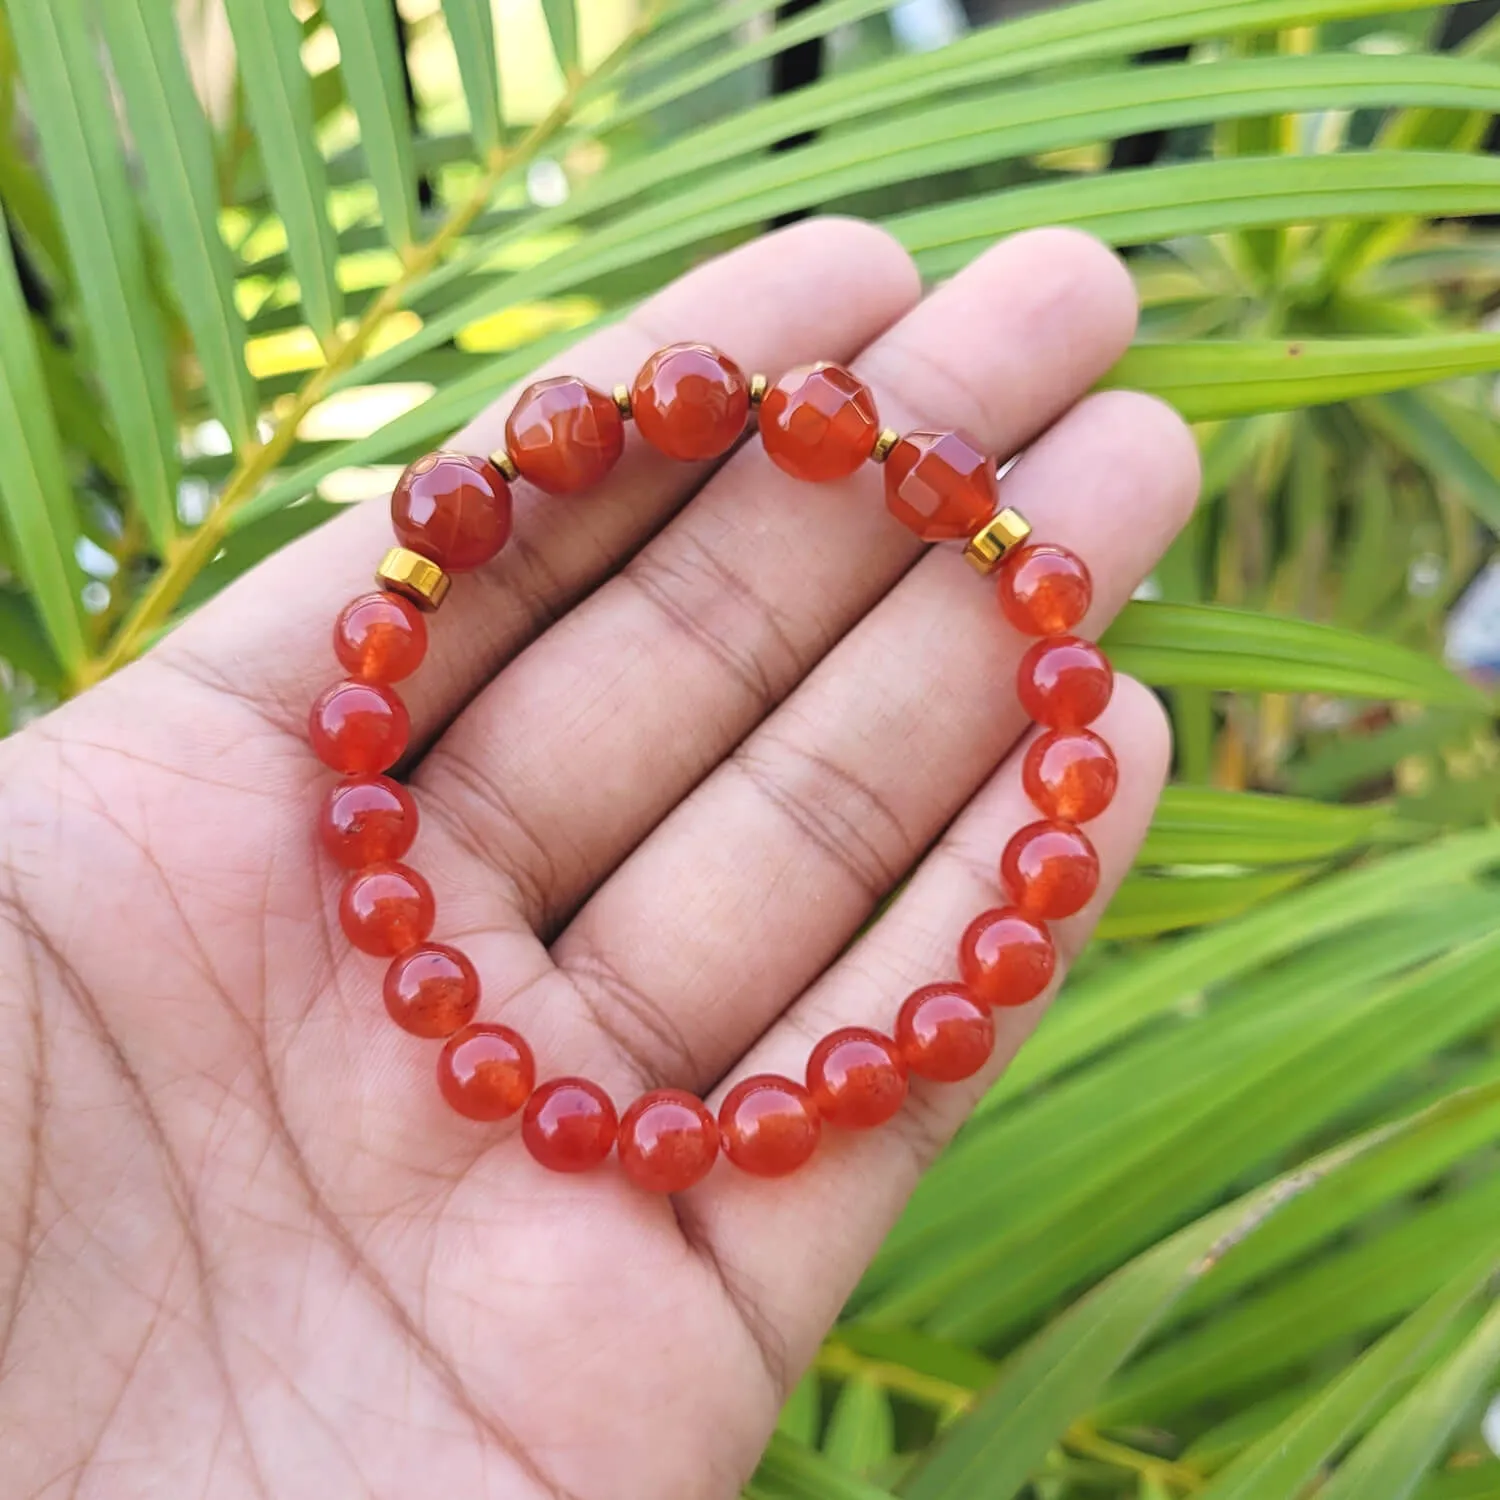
[618,1089,719,1193]
[505,376,625,495]
[319,776,418,868]
[309,680,409,775]
[385,943,479,1038]
[339,861,435,956]
[895,984,995,1082]
[884,430,998,541]
[437,1023,535,1120]
[1017,636,1114,729]
[998,544,1093,637]
[1001,820,1100,921]
[391,451,512,571]
[959,908,1057,1009]
[631,343,749,461]
[334,591,428,683]
[1023,729,1118,823]
[759,363,879,482]
[807,1028,908,1130]
[522,1079,618,1173]
[719,1075,821,1178]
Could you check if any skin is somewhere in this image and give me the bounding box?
[0,221,1198,1500]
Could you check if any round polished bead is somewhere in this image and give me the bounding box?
[385,943,479,1038]
[618,1089,719,1193]
[1017,636,1114,729]
[883,430,998,541]
[338,861,435,956]
[333,591,427,683]
[958,907,1057,1008]
[1001,820,1100,921]
[718,1075,821,1178]
[522,1078,618,1173]
[309,680,409,775]
[998,544,1093,637]
[319,775,418,868]
[437,1022,535,1120]
[895,984,995,1082]
[631,343,749,461]
[759,363,879,482]
[1023,729,1118,823]
[806,1028,908,1130]
[505,376,625,495]
[391,451,512,571]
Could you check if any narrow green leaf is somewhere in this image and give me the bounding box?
[1361,389,1500,532]
[1097,866,1315,940]
[540,0,578,80]
[1140,787,1390,866]
[440,0,501,155]
[0,586,65,692]
[757,1433,897,1500]
[824,1376,895,1478]
[6,0,178,550]
[776,1372,821,1448]
[95,0,259,450]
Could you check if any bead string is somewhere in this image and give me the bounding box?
[309,345,1118,1193]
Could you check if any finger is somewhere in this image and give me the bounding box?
[547,388,1197,1090]
[419,229,1138,942]
[680,677,1172,1384]
[153,218,920,747]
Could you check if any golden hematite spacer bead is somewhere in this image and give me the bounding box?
[377,546,452,611]
[870,427,900,463]
[748,373,768,408]
[963,507,1033,576]
[612,383,633,419]
[490,449,520,482]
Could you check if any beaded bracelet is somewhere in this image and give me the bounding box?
[309,346,1116,1193]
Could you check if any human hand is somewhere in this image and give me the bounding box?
[0,220,1198,1499]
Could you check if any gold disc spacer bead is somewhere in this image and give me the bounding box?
[612,383,633,419]
[963,507,1033,576]
[870,427,900,463]
[490,449,520,482]
[748,373,768,408]
[377,546,452,611]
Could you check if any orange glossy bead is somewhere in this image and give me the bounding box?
[385,943,479,1038]
[1023,729,1118,823]
[391,451,512,571]
[1001,820,1100,921]
[339,861,435,956]
[759,363,879,482]
[334,591,428,683]
[437,1022,535,1120]
[522,1078,618,1173]
[1017,636,1114,729]
[631,343,749,461]
[806,1028,908,1130]
[998,544,1093,637]
[309,680,410,775]
[506,376,625,495]
[718,1075,821,1178]
[895,984,995,1082]
[884,430,998,541]
[958,908,1057,1009]
[618,1089,719,1193]
[319,775,418,868]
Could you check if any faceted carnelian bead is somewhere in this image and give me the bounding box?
[884,430,998,541]
[719,1075,821,1179]
[959,908,1057,1009]
[338,861,435,956]
[320,775,418,868]
[334,591,428,683]
[1001,820,1100,921]
[998,544,1093,637]
[310,680,410,775]
[807,1028,908,1130]
[618,1089,720,1193]
[1023,729,1118,823]
[895,984,995,1082]
[631,343,749,462]
[391,451,512,571]
[437,1023,535,1120]
[523,1078,618,1173]
[506,376,625,495]
[759,363,879,482]
[1017,636,1114,729]
[385,943,479,1038]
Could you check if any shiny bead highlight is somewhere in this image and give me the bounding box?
[438,1023,535,1120]
[618,1089,719,1193]
[719,1075,821,1178]
[1001,820,1101,921]
[807,1028,908,1130]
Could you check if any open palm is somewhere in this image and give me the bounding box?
[0,221,1197,1500]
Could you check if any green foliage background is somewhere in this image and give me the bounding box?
[1,0,1499,1493]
